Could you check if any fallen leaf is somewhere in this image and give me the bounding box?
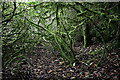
[71,77,76,79]
[66,65,69,68]
[70,70,74,72]
[67,73,71,77]
[62,61,64,63]
[54,72,57,74]
[85,72,89,78]
[93,64,97,67]
[36,73,39,76]
[48,70,52,73]
[54,59,58,61]
[59,61,64,65]
[73,63,75,67]
[58,68,62,71]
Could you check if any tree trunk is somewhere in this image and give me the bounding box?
[82,23,91,48]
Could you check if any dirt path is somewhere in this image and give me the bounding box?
[2,43,120,80]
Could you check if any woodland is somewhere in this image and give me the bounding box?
[1,2,120,80]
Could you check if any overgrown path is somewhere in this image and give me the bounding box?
[3,43,120,80]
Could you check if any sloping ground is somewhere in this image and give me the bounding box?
[2,43,120,80]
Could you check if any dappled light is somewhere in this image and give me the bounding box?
[1,2,120,80]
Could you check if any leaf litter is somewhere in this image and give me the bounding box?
[2,42,120,79]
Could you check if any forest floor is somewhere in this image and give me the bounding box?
[2,42,120,80]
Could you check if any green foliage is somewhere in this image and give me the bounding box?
[1,2,42,69]
[89,48,102,55]
[1,2,120,69]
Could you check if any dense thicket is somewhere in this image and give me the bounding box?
[1,2,120,69]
